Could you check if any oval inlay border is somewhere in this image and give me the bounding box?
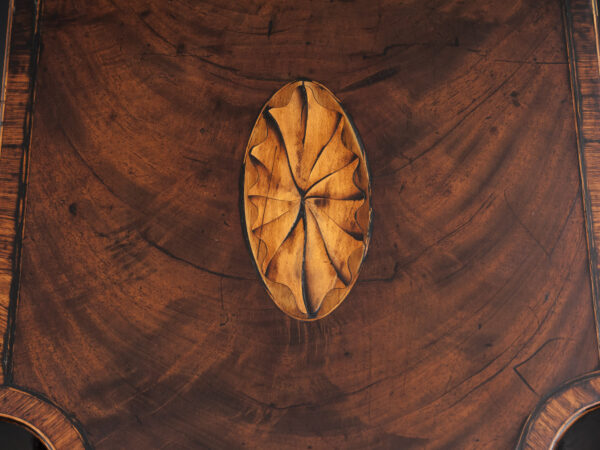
[242,80,372,321]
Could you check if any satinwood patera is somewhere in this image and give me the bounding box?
[242,80,372,320]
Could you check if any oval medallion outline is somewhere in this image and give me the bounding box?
[242,80,372,321]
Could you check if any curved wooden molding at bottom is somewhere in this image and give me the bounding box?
[0,386,88,449]
[517,371,600,449]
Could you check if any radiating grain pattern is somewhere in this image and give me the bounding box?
[243,80,371,320]
[0,0,39,382]
[9,0,599,448]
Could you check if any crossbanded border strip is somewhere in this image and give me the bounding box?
[564,0,600,358]
[0,0,40,383]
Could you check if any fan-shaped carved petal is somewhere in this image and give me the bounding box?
[269,85,340,191]
[306,158,363,200]
[249,197,298,232]
[306,117,356,189]
[247,120,301,203]
[265,217,306,314]
[306,198,365,238]
[307,202,364,285]
[249,198,301,271]
[305,208,346,312]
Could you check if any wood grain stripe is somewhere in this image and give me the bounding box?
[0,0,40,383]
[564,0,600,354]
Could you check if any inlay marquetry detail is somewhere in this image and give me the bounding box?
[242,81,371,320]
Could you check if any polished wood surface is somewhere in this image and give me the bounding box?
[2,0,599,448]
[243,80,371,320]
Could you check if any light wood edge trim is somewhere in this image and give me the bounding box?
[0,386,88,449]
[516,371,600,449]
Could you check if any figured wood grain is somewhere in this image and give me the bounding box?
[243,80,371,320]
[8,0,600,448]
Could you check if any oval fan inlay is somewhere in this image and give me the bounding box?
[242,80,372,320]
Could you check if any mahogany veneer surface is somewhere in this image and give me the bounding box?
[8,0,600,448]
